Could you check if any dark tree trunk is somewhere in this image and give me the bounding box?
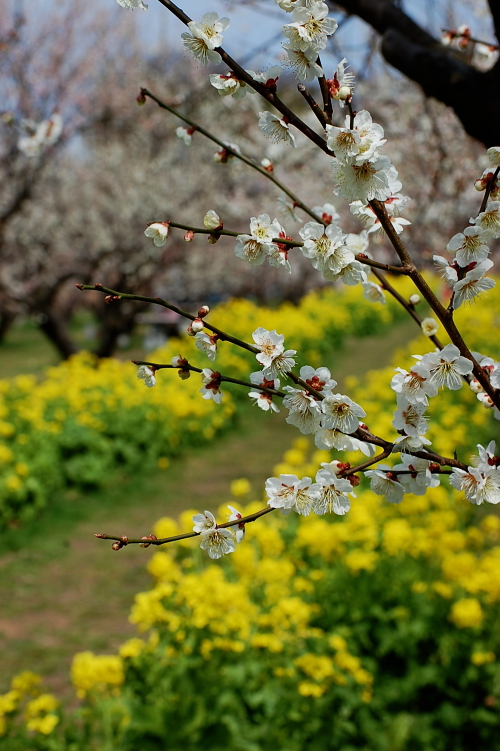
[38,311,78,360]
[0,311,16,343]
[331,0,500,146]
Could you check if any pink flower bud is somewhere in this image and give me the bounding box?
[191,318,204,333]
[261,157,273,173]
[198,305,210,318]
[171,355,188,368]
[112,541,123,551]
[483,395,494,409]
[186,325,196,337]
[184,230,195,242]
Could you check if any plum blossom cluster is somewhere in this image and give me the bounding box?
[277,1,338,83]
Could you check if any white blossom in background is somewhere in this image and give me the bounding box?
[313,467,352,515]
[419,344,473,390]
[248,371,280,413]
[258,112,296,147]
[227,506,245,542]
[18,114,63,157]
[365,465,405,504]
[421,318,439,337]
[283,386,322,434]
[487,146,500,167]
[195,332,218,361]
[320,393,366,433]
[282,44,323,81]
[144,222,169,247]
[200,369,223,403]
[250,65,283,85]
[451,259,495,308]
[209,72,253,99]
[312,202,339,225]
[282,3,338,52]
[350,199,411,235]
[324,258,367,286]
[394,456,440,495]
[252,327,296,378]
[471,202,500,238]
[137,365,156,388]
[115,0,148,8]
[181,12,230,66]
[314,427,375,456]
[299,365,337,395]
[446,226,490,267]
[277,195,300,222]
[362,280,386,304]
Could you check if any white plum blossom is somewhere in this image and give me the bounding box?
[392,432,431,453]
[365,465,405,504]
[446,226,490,267]
[227,505,245,542]
[200,527,236,558]
[249,214,284,244]
[144,222,169,246]
[332,154,402,203]
[391,362,438,406]
[320,393,366,433]
[204,210,222,231]
[248,371,280,413]
[283,386,322,434]
[487,146,500,167]
[116,0,148,8]
[299,221,353,272]
[265,242,292,273]
[200,369,223,403]
[175,127,193,146]
[137,365,156,388]
[265,474,319,515]
[451,259,495,308]
[234,237,267,265]
[234,214,283,266]
[324,258,367,286]
[258,112,296,147]
[326,110,385,161]
[193,510,217,533]
[350,200,411,235]
[327,58,355,104]
[299,365,337,396]
[277,195,300,222]
[250,65,283,85]
[450,465,500,505]
[209,72,253,99]
[421,318,439,337]
[181,12,230,66]
[312,468,352,515]
[362,280,386,304]
[314,427,375,456]
[433,255,458,286]
[282,4,338,52]
[471,202,500,239]
[283,44,323,82]
[475,441,499,471]
[393,456,440,495]
[252,327,296,378]
[195,332,218,361]
[392,400,428,438]
[419,344,473,390]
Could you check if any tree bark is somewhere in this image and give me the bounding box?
[331,0,500,146]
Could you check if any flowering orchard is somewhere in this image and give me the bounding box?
[86,0,500,559]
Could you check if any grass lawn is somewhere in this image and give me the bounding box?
[0,319,416,697]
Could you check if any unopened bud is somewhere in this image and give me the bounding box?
[112,541,123,551]
[191,317,204,333]
[184,230,195,242]
[470,379,484,394]
[337,86,352,100]
[140,536,151,548]
[198,305,210,318]
[203,210,223,232]
[171,355,188,368]
[261,157,274,173]
[207,233,220,244]
[482,395,494,409]
[186,325,196,337]
[120,535,129,545]
[409,294,421,306]
[474,179,486,192]
[137,90,146,106]
[429,462,440,473]
[104,295,121,304]
[178,369,191,380]
[349,475,360,487]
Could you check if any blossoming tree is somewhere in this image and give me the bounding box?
[87,0,500,560]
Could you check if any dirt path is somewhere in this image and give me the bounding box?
[0,321,416,697]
